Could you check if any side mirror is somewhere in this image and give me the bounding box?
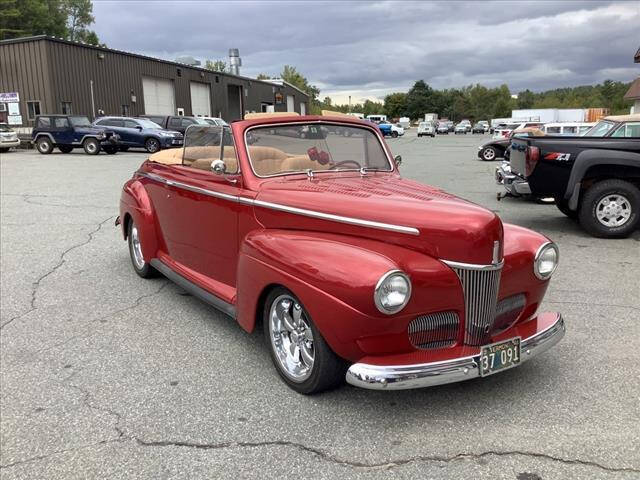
[394,155,402,167]
[211,159,227,175]
[135,125,143,131]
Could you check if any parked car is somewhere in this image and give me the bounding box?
[447,121,455,132]
[378,121,404,137]
[437,122,449,134]
[493,122,543,140]
[479,127,545,161]
[117,114,564,394]
[32,115,119,155]
[472,122,486,134]
[454,123,468,134]
[93,116,183,153]
[542,122,596,136]
[199,117,230,127]
[459,119,472,132]
[478,120,490,133]
[0,123,21,152]
[417,121,436,137]
[137,115,210,135]
[502,114,640,237]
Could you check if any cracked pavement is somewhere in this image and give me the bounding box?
[1,137,638,479]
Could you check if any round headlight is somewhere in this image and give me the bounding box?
[534,242,559,280]
[374,270,411,314]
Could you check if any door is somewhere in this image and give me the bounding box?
[143,77,175,115]
[190,82,211,117]
[52,117,74,144]
[300,102,306,116]
[123,119,144,146]
[286,95,294,113]
[227,85,243,121]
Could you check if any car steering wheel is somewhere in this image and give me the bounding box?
[330,160,361,170]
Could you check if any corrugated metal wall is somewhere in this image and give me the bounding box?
[0,37,309,126]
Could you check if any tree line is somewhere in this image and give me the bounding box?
[0,0,102,45]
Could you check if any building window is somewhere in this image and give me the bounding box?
[121,104,129,116]
[27,101,41,120]
[61,102,72,114]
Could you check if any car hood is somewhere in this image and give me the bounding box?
[84,125,111,134]
[254,174,503,265]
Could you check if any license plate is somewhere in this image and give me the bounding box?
[479,337,521,376]
[173,140,183,145]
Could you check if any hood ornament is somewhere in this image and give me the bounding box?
[492,240,501,265]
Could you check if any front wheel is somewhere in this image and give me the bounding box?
[83,138,100,155]
[36,137,53,154]
[145,137,161,153]
[579,179,640,238]
[481,146,497,161]
[391,131,398,138]
[264,287,346,394]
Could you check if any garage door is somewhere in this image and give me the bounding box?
[190,82,211,117]
[142,77,175,115]
[286,95,295,113]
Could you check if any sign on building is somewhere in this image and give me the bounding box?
[0,92,19,103]
[7,103,20,115]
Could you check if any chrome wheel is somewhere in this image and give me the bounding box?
[595,194,632,227]
[130,224,145,270]
[268,294,315,382]
[482,147,496,161]
[85,141,97,154]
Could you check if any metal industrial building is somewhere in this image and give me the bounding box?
[0,36,309,127]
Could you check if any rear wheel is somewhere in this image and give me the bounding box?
[578,179,640,238]
[481,146,497,161]
[264,287,346,394]
[58,145,73,153]
[145,137,161,153]
[391,131,398,138]
[83,138,100,155]
[36,137,53,154]
[127,220,157,278]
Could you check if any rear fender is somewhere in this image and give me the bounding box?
[119,178,161,262]
[565,150,640,208]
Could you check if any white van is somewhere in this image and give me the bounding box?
[366,114,387,123]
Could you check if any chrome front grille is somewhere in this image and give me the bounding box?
[449,264,502,345]
[408,311,459,349]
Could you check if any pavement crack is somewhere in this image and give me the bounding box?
[0,215,115,330]
[1,193,111,209]
[133,439,639,473]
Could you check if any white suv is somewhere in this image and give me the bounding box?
[417,121,435,137]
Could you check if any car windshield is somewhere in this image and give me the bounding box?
[193,118,210,125]
[69,116,92,127]
[583,120,615,137]
[246,123,392,177]
[137,119,162,129]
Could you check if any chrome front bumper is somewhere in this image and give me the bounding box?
[346,313,565,390]
[495,162,531,196]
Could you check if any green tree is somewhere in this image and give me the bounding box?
[516,89,535,109]
[383,92,408,119]
[0,0,68,40]
[406,80,436,120]
[205,59,227,72]
[63,0,94,42]
[256,73,271,80]
[280,65,321,112]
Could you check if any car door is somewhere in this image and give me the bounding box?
[123,119,144,146]
[147,126,241,290]
[53,117,74,144]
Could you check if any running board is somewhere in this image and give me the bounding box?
[150,259,236,319]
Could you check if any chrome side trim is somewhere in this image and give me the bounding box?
[137,172,420,236]
[150,259,236,319]
[442,259,504,271]
[250,199,420,235]
[346,313,565,390]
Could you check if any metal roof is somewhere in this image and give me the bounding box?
[623,78,640,101]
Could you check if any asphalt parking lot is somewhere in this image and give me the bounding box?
[1,132,638,479]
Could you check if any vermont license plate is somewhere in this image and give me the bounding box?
[479,337,521,376]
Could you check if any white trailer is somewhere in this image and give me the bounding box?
[424,113,438,122]
[511,109,585,123]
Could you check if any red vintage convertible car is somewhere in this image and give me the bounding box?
[117,113,565,394]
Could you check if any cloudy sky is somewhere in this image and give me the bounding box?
[93,1,639,104]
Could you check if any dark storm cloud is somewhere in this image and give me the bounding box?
[92,1,639,101]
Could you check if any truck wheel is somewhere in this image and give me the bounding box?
[481,146,497,161]
[145,137,161,153]
[58,145,73,153]
[556,199,578,219]
[127,220,157,278]
[579,179,640,238]
[83,138,100,155]
[36,137,53,154]
[391,131,398,138]
[264,287,346,394]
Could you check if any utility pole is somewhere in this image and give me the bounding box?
[348,96,351,113]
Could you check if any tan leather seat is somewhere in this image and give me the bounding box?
[246,146,288,176]
[280,155,329,172]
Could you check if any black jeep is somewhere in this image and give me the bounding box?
[32,115,120,155]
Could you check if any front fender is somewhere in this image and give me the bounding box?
[235,230,462,361]
[119,178,161,262]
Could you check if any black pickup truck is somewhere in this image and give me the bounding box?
[506,115,640,238]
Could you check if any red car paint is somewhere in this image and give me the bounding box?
[119,115,557,365]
